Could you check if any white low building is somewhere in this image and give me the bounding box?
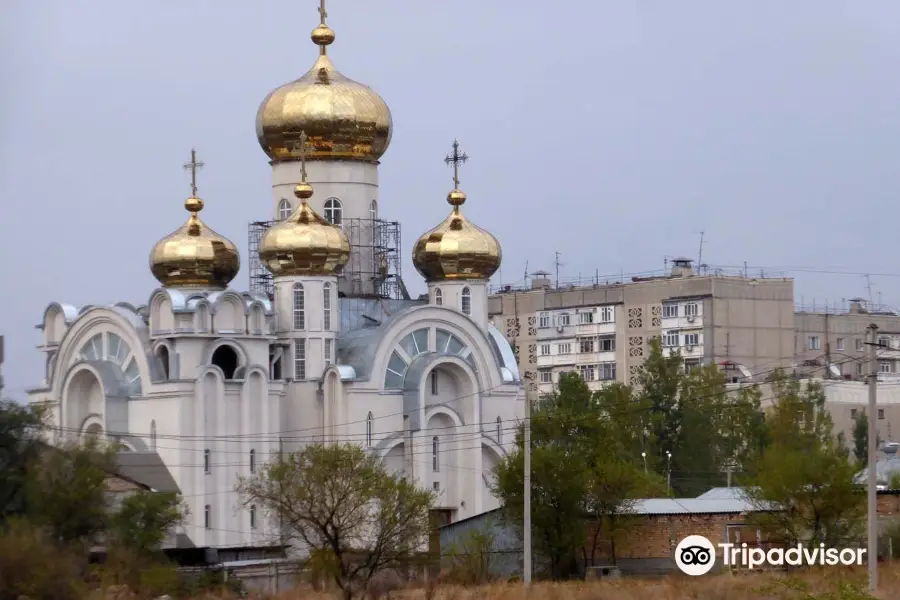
[27,6,523,554]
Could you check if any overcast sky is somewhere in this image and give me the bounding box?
[3,0,900,400]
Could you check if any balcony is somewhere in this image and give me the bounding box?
[575,321,616,337]
[537,325,576,340]
[537,354,577,368]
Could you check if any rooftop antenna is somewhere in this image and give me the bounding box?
[864,274,874,307]
[697,231,705,268]
[523,261,529,288]
[554,252,563,288]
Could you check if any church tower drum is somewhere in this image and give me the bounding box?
[256,0,391,297]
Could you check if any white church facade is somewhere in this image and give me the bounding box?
[27,3,523,552]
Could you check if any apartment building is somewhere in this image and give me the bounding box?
[795,298,900,382]
[489,259,795,399]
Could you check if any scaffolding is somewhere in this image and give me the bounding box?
[247,217,408,301]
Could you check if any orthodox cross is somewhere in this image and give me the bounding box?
[318,0,327,24]
[291,131,310,181]
[444,139,468,189]
[183,149,204,197]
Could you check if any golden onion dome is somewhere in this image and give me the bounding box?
[412,187,502,282]
[259,182,350,277]
[149,195,240,289]
[255,6,392,163]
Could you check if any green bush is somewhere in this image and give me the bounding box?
[0,519,86,600]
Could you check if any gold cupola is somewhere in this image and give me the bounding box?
[412,141,502,282]
[149,150,240,289]
[256,0,392,163]
[258,131,351,276]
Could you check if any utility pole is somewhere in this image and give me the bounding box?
[867,323,879,593]
[523,396,532,587]
[665,451,672,496]
[554,252,562,289]
[824,311,831,379]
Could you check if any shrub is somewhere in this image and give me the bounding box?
[0,519,85,600]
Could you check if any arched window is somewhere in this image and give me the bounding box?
[196,304,210,333]
[496,416,502,444]
[324,198,342,226]
[370,199,378,220]
[323,283,332,331]
[461,287,472,316]
[211,345,239,379]
[293,283,305,330]
[278,199,292,220]
[150,420,157,451]
[366,412,373,447]
[156,346,170,379]
[249,449,256,473]
[434,288,443,306]
[432,436,440,472]
[204,449,211,474]
[250,504,257,529]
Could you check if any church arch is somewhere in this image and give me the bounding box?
[213,292,246,334]
[278,198,293,220]
[150,293,175,333]
[63,367,105,434]
[461,287,472,316]
[211,344,240,380]
[370,199,378,220]
[324,198,342,226]
[43,303,73,346]
[155,344,171,380]
[249,304,265,334]
[195,302,211,332]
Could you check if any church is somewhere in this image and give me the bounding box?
[27,2,524,552]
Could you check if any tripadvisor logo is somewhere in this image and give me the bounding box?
[675,535,867,576]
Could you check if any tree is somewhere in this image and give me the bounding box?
[24,437,117,546]
[744,374,864,546]
[0,400,46,520]
[237,443,433,600]
[852,409,880,467]
[108,490,184,557]
[494,373,652,578]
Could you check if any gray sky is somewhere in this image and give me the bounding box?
[3,0,900,400]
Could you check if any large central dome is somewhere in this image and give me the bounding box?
[256,16,392,163]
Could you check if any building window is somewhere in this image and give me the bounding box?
[496,416,502,443]
[662,303,678,318]
[540,344,551,356]
[879,409,885,420]
[579,337,595,353]
[856,339,864,351]
[431,370,439,395]
[808,336,820,351]
[598,336,615,352]
[324,338,332,367]
[366,412,373,447]
[370,199,378,220]
[539,312,550,328]
[324,198,343,226]
[292,283,305,330]
[858,362,864,376]
[599,362,616,381]
[684,359,701,372]
[880,361,891,373]
[663,331,679,347]
[558,343,572,354]
[249,449,256,474]
[294,339,306,380]
[204,449,211,474]
[684,333,699,346]
[836,338,844,351]
[432,437,439,472]
[851,408,858,419]
[684,303,698,317]
[434,288,443,306]
[879,337,891,349]
[461,287,471,316]
[278,199,292,220]
[539,370,552,383]
[579,364,596,381]
[599,306,613,323]
[150,420,157,451]
[323,283,332,330]
[250,505,257,529]
[579,311,594,324]
[558,313,571,326]
[204,505,211,529]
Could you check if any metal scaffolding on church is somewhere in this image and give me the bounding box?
[247,217,408,301]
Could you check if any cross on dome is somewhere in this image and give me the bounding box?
[183,148,204,198]
[444,139,468,190]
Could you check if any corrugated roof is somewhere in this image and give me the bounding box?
[632,497,754,515]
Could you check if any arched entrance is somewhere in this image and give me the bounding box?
[64,369,105,434]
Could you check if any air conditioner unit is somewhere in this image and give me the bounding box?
[686,345,694,352]
[556,326,564,333]
[687,315,695,323]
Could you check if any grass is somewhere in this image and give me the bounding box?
[247,564,900,600]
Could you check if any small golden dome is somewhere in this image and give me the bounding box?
[412,188,502,282]
[259,183,350,277]
[149,195,240,289]
[256,6,392,163]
